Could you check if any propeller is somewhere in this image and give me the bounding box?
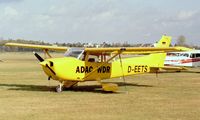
[33,51,44,62]
[33,51,55,91]
[45,64,56,75]
[33,51,56,75]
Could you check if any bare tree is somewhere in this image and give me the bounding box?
[176,35,186,46]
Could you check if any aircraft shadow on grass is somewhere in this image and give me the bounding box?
[0,82,153,93]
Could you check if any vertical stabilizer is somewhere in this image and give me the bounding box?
[154,35,171,48]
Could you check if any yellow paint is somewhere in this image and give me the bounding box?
[102,83,118,92]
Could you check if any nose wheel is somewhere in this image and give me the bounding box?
[56,84,63,93]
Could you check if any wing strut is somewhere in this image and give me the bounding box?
[118,53,128,93]
[43,49,52,58]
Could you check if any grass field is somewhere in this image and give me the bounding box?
[0,52,200,120]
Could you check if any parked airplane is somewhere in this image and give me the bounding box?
[164,50,200,67]
[5,36,186,92]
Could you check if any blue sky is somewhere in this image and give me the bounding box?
[0,0,200,45]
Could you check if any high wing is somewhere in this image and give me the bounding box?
[84,46,188,54]
[5,43,187,54]
[5,43,68,51]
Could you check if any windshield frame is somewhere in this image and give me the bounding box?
[64,48,84,59]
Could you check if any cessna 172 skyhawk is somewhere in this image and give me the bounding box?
[5,36,187,92]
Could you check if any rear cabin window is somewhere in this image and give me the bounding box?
[196,53,200,58]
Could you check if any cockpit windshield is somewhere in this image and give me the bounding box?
[64,48,84,59]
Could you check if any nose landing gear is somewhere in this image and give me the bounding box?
[56,83,63,93]
[55,81,78,93]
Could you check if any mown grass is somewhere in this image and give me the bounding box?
[0,52,200,120]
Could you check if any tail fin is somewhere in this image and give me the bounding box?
[149,35,172,68]
[154,35,171,48]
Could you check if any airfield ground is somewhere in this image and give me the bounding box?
[0,52,200,120]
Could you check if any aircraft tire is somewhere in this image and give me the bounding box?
[56,85,62,93]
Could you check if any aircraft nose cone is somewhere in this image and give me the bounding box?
[40,60,54,67]
[40,60,56,75]
[40,61,49,66]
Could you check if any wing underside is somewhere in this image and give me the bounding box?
[5,43,68,51]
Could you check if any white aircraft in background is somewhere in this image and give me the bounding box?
[164,50,200,67]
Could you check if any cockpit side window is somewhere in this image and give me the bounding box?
[87,55,99,62]
[181,53,189,57]
[185,54,189,57]
[190,54,195,58]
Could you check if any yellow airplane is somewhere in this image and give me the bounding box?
[5,36,187,92]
